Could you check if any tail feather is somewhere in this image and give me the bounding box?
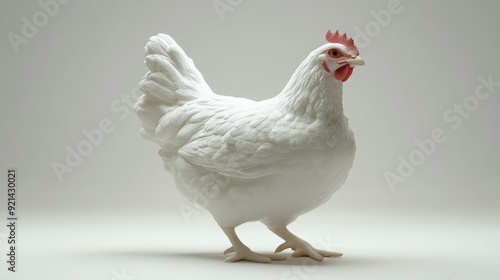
[134,33,213,141]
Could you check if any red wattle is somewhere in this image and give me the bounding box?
[334,65,354,82]
[342,67,354,82]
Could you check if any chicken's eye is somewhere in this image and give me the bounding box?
[328,49,342,58]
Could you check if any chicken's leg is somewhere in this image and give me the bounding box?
[269,227,343,261]
[220,226,285,263]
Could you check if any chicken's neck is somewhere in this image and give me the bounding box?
[276,58,346,123]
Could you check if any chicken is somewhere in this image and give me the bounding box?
[134,30,364,263]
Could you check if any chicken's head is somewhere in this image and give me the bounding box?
[318,30,364,82]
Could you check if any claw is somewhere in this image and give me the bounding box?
[316,249,343,258]
[292,248,324,261]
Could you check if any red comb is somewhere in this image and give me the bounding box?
[325,29,359,55]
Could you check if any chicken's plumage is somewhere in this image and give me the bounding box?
[134,31,364,263]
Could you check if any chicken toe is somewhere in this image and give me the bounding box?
[270,227,343,261]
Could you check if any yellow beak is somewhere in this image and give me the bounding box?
[345,56,365,67]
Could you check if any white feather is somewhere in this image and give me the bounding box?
[134,34,356,228]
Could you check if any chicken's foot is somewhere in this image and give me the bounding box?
[220,227,286,263]
[269,227,343,261]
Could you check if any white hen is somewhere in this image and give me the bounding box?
[134,30,364,263]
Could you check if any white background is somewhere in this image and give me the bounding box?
[1,0,499,279]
